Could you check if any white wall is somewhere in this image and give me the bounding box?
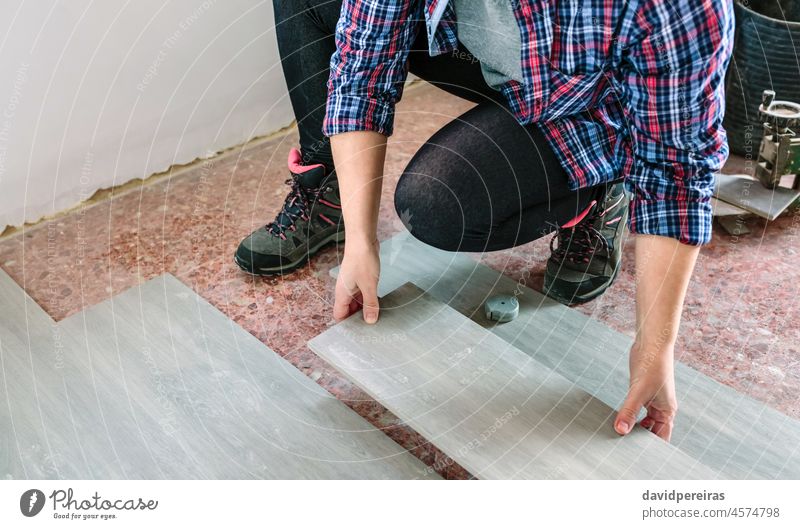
[0,0,294,231]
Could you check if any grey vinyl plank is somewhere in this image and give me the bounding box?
[310,283,718,479]
[331,233,800,478]
[57,274,436,479]
[0,269,127,479]
[0,330,85,479]
[0,269,58,357]
[714,173,800,220]
[1,270,436,479]
[716,215,751,236]
[712,196,749,217]
[0,296,126,478]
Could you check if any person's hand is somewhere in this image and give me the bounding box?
[333,239,380,323]
[614,343,678,442]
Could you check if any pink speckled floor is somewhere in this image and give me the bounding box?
[1,83,798,479]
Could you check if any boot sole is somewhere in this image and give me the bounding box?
[235,231,345,277]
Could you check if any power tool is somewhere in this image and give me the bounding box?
[714,90,800,225]
[755,90,800,190]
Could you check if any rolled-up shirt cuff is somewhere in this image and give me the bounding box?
[627,195,714,246]
[323,94,395,137]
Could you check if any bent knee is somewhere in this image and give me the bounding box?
[394,166,466,252]
[273,0,328,23]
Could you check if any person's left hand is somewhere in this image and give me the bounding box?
[614,343,678,442]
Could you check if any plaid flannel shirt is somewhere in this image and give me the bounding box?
[323,0,735,245]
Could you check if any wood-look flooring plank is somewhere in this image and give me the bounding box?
[1,271,436,479]
[1,270,131,479]
[58,274,436,479]
[310,283,718,479]
[330,234,800,478]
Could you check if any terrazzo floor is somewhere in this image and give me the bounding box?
[1,83,798,479]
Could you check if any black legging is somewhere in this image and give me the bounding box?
[273,0,602,252]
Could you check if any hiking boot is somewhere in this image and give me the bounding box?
[235,148,344,275]
[543,182,628,305]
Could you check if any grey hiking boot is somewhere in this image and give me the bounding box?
[543,182,628,305]
[235,148,344,275]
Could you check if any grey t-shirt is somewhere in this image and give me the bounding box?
[451,0,523,89]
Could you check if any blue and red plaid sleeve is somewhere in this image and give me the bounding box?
[622,0,735,245]
[323,0,735,246]
[323,0,422,137]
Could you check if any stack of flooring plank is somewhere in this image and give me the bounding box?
[315,234,800,479]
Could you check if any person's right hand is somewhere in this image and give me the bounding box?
[614,343,678,442]
[333,239,380,324]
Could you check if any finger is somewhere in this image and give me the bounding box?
[650,420,673,442]
[349,291,362,318]
[333,281,355,321]
[360,283,380,324]
[646,407,675,442]
[640,416,655,430]
[646,406,677,424]
[614,389,645,436]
